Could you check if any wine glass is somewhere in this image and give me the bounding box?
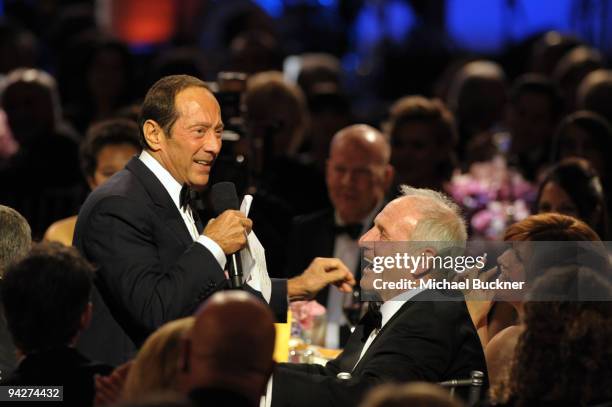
[342,288,363,332]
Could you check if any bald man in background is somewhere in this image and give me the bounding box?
[180,291,276,407]
[285,124,394,348]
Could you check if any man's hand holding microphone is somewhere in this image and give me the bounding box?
[202,182,356,299]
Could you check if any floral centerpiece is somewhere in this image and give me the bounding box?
[446,156,537,240]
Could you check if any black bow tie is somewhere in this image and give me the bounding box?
[179,185,195,211]
[334,223,362,240]
[362,301,382,340]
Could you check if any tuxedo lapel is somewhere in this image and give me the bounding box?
[351,300,415,373]
[126,158,193,247]
[332,323,369,372]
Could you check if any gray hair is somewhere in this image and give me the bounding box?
[0,205,31,276]
[399,185,467,250]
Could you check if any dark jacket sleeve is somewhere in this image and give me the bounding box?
[270,278,288,322]
[80,195,225,339]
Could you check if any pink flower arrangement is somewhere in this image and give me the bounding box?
[290,300,326,331]
[446,156,536,240]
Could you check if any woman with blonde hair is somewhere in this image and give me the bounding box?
[122,317,195,402]
[95,317,195,405]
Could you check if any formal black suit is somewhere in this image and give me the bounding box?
[74,157,287,366]
[271,290,487,407]
[285,210,336,305]
[286,209,367,304]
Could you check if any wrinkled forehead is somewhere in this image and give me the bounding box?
[377,197,422,229]
[330,139,388,166]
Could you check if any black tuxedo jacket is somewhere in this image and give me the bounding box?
[286,209,368,305]
[285,210,336,304]
[272,290,487,407]
[74,157,287,365]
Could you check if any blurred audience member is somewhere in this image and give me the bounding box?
[62,34,135,133]
[0,243,112,406]
[505,74,563,180]
[576,69,612,125]
[150,47,207,86]
[0,108,18,162]
[296,54,348,171]
[227,30,283,75]
[537,158,609,240]
[468,213,604,348]
[244,71,308,161]
[179,291,275,407]
[44,119,141,245]
[113,318,193,403]
[361,382,463,407]
[302,84,352,172]
[0,68,81,238]
[286,124,393,347]
[529,31,582,75]
[0,205,31,377]
[489,266,612,406]
[0,205,31,273]
[447,60,506,162]
[199,1,276,61]
[296,53,342,99]
[384,96,457,192]
[552,45,603,113]
[553,111,612,212]
[94,362,131,406]
[0,21,38,75]
[240,71,329,275]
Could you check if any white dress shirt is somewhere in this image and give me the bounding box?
[139,151,227,267]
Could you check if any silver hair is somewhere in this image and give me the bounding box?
[0,205,31,276]
[399,185,467,249]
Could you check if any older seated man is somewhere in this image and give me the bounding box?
[267,186,487,407]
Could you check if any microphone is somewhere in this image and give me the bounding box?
[211,182,244,289]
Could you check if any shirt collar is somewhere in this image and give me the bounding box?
[379,286,426,328]
[139,150,183,211]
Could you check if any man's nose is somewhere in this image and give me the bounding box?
[339,170,353,184]
[204,133,222,153]
[359,227,375,245]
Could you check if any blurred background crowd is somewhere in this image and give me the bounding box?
[1,0,612,251]
[1,1,612,406]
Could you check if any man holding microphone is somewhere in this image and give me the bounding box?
[74,75,354,365]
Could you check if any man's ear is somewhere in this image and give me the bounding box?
[413,247,436,277]
[80,302,93,330]
[143,120,163,151]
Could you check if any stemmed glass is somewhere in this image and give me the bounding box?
[342,288,363,332]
